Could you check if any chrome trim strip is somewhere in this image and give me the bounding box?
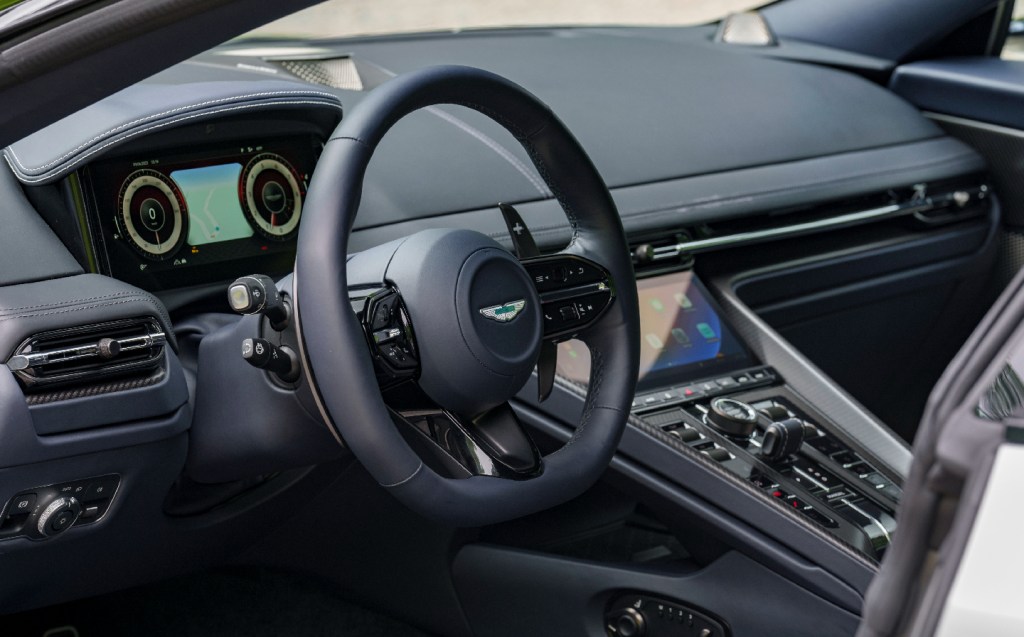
[841,497,892,545]
[674,203,908,255]
[645,185,987,261]
[7,332,167,371]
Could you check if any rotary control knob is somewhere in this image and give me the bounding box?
[706,397,758,438]
[36,496,82,537]
[608,607,646,637]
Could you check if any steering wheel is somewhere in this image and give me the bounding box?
[293,65,640,527]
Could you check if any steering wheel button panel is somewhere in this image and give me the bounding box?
[360,290,419,385]
[525,256,607,293]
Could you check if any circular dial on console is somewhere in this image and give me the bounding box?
[239,153,303,241]
[116,169,189,261]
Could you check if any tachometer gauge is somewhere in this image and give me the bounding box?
[116,169,188,261]
[239,153,303,241]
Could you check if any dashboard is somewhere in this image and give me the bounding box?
[0,20,1002,628]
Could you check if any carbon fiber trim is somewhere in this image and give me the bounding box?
[25,368,165,405]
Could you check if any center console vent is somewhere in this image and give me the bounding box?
[6,317,167,392]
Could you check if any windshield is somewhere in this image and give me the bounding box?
[245,0,773,40]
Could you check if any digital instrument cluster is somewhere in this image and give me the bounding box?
[83,136,321,291]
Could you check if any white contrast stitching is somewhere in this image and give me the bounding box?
[425,106,551,197]
[5,100,342,184]
[380,462,424,488]
[7,90,340,173]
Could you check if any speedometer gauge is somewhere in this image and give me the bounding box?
[117,169,188,261]
[239,153,303,241]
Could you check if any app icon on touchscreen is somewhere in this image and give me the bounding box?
[697,323,716,339]
[674,293,693,309]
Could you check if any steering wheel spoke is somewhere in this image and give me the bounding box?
[391,400,542,478]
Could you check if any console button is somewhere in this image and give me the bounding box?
[705,447,731,462]
[83,476,119,502]
[847,462,873,477]
[802,507,838,528]
[668,427,700,443]
[807,435,845,456]
[698,381,720,395]
[79,505,100,521]
[863,473,890,488]
[50,510,76,533]
[880,484,903,502]
[759,404,792,421]
[749,473,778,490]
[679,385,703,400]
[639,394,663,407]
[7,493,36,517]
[831,451,860,466]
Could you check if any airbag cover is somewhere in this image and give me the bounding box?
[386,228,541,414]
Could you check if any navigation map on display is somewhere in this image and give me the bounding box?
[171,163,254,246]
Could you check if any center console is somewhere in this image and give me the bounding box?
[557,270,902,561]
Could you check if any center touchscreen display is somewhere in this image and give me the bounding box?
[556,271,755,389]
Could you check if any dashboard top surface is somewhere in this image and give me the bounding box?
[11,27,946,208]
[0,25,985,292]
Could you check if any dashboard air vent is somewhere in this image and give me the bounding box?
[6,318,166,392]
[274,57,364,90]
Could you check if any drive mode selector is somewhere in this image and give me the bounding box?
[706,397,758,438]
[36,496,82,537]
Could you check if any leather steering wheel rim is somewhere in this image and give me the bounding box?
[294,65,640,527]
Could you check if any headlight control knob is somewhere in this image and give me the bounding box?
[607,607,646,637]
[37,496,82,537]
[706,397,758,438]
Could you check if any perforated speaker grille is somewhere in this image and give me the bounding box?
[275,57,363,90]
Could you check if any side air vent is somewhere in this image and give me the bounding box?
[274,56,364,90]
[6,318,166,392]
